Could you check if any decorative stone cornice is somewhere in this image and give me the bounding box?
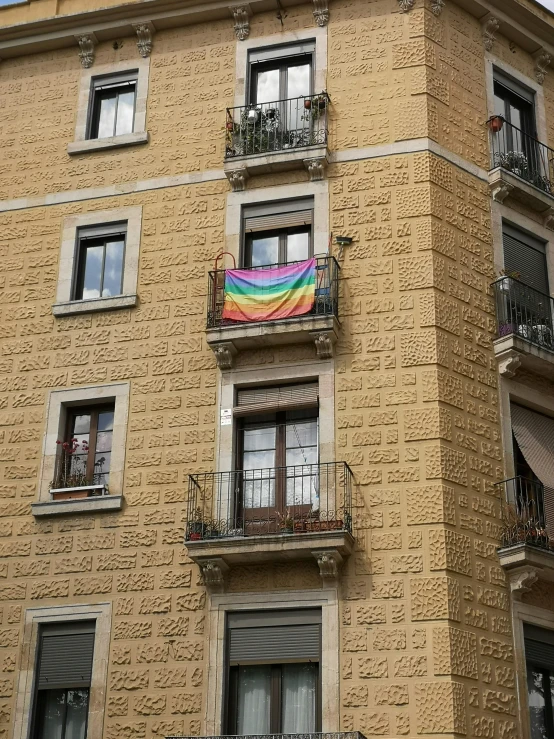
[431,0,445,15]
[314,550,343,580]
[133,22,155,58]
[231,5,250,41]
[213,343,236,370]
[490,180,513,203]
[397,0,414,11]
[533,49,552,84]
[497,350,521,379]
[304,157,327,182]
[508,566,539,600]
[226,167,249,192]
[482,16,500,51]
[198,558,228,592]
[312,0,329,26]
[75,33,96,68]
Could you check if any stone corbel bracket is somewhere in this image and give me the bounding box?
[230,5,251,41]
[311,330,336,359]
[312,0,329,26]
[508,566,539,601]
[397,0,415,11]
[213,342,237,370]
[490,180,513,204]
[198,558,229,593]
[431,0,445,15]
[226,167,249,192]
[481,15,500,52]
[75,33,97,69]
[313,550,343,580]
[533,49,552,85]
[544,207,554,231]
[497,349,522,379]
[304,156,328,182]
[133,22,155,58]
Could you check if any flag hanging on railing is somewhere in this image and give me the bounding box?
[222,258,316,322]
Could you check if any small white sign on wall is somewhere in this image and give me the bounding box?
[220,409,232,426]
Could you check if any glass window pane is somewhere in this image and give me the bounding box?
[527,667,548,739]
[72,415,91,434]
[287,63,311,99]
[243,449,275,471]
[95,431,113,453]
[286,420,318,449]
[493,93,506,117]
[94,451,111,475]
[286,231,310,262]
[255,68,280,104]
[250,235,279,267]
[80,245,104,300]
[236,666,271,734]
[102,240,124,297]
[96,93,117,138]
[115,88,135,136]
[510,104,522,132]
[65,689,89,739]
[243,426,276,452]
[37,689,65,739]
[282,663,318,733]
[98,411,114,432]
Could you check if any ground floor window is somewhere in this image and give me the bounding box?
[525,623,554,738]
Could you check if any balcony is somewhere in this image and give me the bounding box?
[497,477,554,592]
[168,734,366,739]
[206,256,340,369]
[492,277,554,380]
[223,93,330,190]
[487,117,554,227]
[185,462,355,589]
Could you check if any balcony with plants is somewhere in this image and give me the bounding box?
[184,462,354,588]
[206,255,341,369]
[487,116,554,225]
[49,437,110,501]
[223,93,330,188]
[497,476,554,576]
[492,274,554,380]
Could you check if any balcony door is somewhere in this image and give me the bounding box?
[493,73,539,178]
[249,42,314,146]
[242,198,313,268]
[235,384,319,534]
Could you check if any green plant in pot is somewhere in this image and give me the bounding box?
[238,106,281,155]
[188,507,206,541]
[277,508,294,534]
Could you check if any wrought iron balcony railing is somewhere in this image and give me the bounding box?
[186,461,353,541]
[207,255,340,329]
[488,116,554,196]
[493,277,554,352]
[225,93,330,159]
[497,476,549,551]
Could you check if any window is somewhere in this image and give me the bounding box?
[493,71,536,137]
[235,383,319,532]
[32,622,95,739]
[74,223,127,301]
[88,72,137,140]
[525,624,554,739]
[226,609,321,735]
[54,405,114,490]
[243,199,314,267]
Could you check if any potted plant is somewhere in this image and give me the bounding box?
[187,508,206,541]
[277,508,294,534]
[487,115,504,133]
[50,438,107,500]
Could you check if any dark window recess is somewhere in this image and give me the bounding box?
[525,624,554,739]
[503,225,548,295]
[88,73,137,140]
[54,406,114,488]
[74,224,126,301]
[226,609,321,735]
[32,622,95,739]
[249,42,314,106]
[242,199,314,267]
[493,74,536,136]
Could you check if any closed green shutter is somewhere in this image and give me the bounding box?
[37,622,95,690]
[503,225,548,295]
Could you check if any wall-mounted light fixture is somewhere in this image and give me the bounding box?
[335,235,353,259]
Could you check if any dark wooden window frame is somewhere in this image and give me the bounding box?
[33,688,91,739]
[87,71,138,140]
[65,404,114,483]
[247,42,315,106]
[73,223,127,302]
[244,225,312,267]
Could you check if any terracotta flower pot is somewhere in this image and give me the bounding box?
[226,121,234,131]
[304,99,312,110]
[488,116,504,133]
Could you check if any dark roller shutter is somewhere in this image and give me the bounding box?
[234,383,318,416]
[503,225,548,295]
[525,624,554,672]
[37,622,95,690]
[243,199,314,233]
[228,608,321,664]
[249,41,315,64]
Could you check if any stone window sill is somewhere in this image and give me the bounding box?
[52,294,137,317]
[67,131,149,156]
[32,495,123,517]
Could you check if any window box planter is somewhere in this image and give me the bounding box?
[304,519,344,532]
[50,484,108,501]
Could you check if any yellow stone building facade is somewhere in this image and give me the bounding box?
[0,0,553,737]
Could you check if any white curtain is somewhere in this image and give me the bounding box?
[237,666,271,735]
[282,664,317,733]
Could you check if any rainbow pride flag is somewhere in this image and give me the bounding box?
[222,259,316,322]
